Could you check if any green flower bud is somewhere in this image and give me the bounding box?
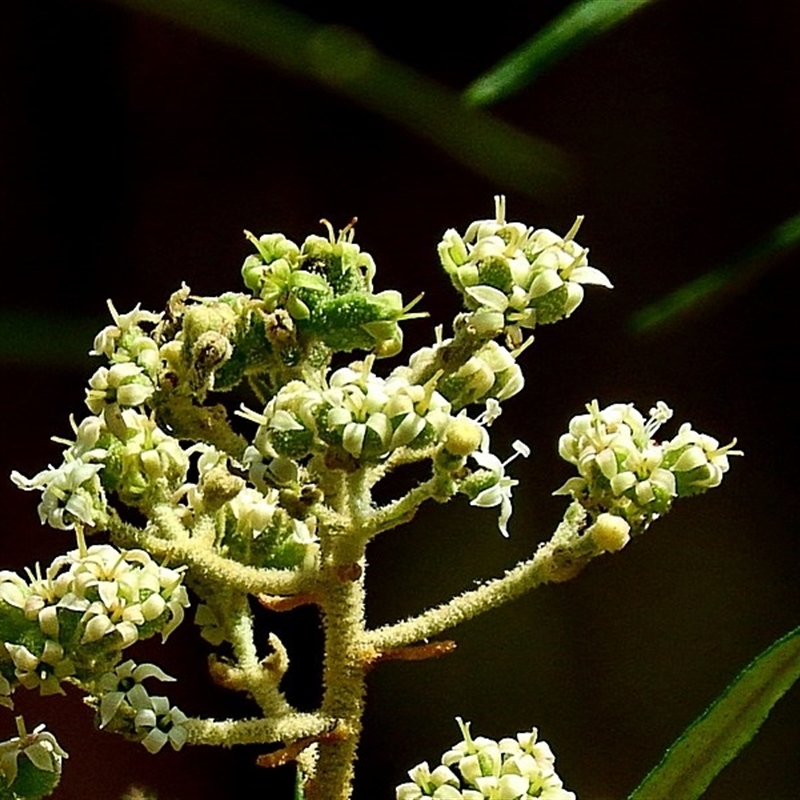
[304,290,409,353]
[300,226,374,295]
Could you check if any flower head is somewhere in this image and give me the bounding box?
[438,197,611,347]
[398,719,575,800]
[555,399,741,531]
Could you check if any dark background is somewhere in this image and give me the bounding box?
[1,1,798,798]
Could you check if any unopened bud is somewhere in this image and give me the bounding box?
[443,417,483,457]
[588,513,631,552]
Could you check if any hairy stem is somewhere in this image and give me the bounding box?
[367,502,594,650]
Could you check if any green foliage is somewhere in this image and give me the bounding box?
[464,0,658,106]
[629,624,800,800]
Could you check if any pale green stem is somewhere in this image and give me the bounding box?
[367,502,594,650]
[185,712,334,747]
[305,567,367,800]
[227,592,259,670]
[304,470,372,800]
[108,510,316,596]
[362,473,456,541]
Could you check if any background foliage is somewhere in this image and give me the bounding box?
[1,1,798,797]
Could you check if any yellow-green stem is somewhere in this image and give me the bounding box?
[305,565,368,800]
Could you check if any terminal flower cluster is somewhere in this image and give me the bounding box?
[397,719,575,800]
[438,196,612,346]
[555,400,741,532]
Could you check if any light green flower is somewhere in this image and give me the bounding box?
[11,458,106,531]
[133,694,188,754]
[396,761,464,800]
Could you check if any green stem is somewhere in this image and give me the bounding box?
[305,566,367,800]
[367,502,594,650]
[185,712,334,747]
[108,509,316,596]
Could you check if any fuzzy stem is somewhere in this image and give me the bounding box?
[108,509,316,596]
[363,472,456,541]
[367,502,595,650]
[185,712,334,747]
[304,471,372,800]
[304,566,367,800]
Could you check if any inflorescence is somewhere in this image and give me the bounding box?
[0,198,739,799]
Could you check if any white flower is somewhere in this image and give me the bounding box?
[85,362,155,416]
[91,299,162,361]
[96,659,175,728]
[664,423,742,492]
[4,642,73,696]
[396,761,462,800]
[133,694,189,753]
[470,439,530,537]
[0,719,67,787]
[69,544,189,647]
[11,458,105,530]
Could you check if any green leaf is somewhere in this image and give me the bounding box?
[102,0,572,199]
[628,623,800,800]
[294,766,305,800]
[629,210,800,333]
[464,0,658,107]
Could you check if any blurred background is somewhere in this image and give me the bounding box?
[1,0,798,797]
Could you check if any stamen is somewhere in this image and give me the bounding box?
[563,215,584,242]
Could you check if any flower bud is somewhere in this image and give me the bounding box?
[443,417,483,457]
[588,513,631,552]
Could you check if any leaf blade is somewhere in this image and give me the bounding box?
[628,624,800,800]
[464,0,658,107]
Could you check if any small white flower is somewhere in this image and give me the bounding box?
[91,299,162,361]
[0,719,68,787]
[134,695,189,754]
[470,439,530,537]
[11,458,105,530]
[96,659,175,728]
[396,761,462,800]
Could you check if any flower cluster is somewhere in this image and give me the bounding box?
[555,400,741,531]
[245,356,455,464]
[397,719,575,800]
[242,222,420,356]
[402,336,525,412]
[10,457,106,532]
[175,446,320,571]
[438,196,611,346]
[91,659,188,753]
[11,387,187,532]
[0,544,189,698]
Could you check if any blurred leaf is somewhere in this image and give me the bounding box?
[465,0,658,107]
[0,310,98,367]
[103,0,573,199]
[630,210,800,333]
[628,623,800,800]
